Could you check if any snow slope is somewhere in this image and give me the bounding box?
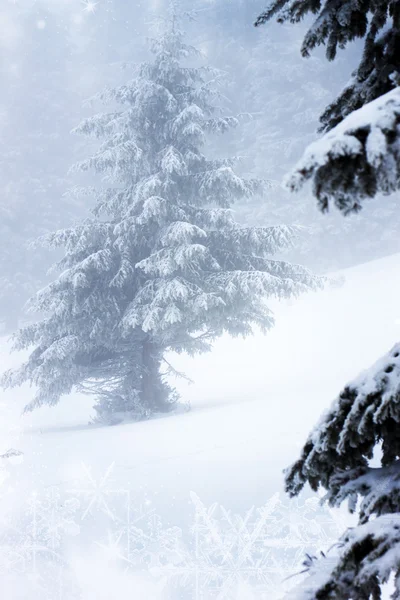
[1,252,400,599]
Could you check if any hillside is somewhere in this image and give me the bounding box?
[1,253,399,600]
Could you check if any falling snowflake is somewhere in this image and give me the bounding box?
[95,527,134,567]
[130,512,184,571]
[91,494,178,574]
[153,492,347,600]
[67,462,128,521]
[67,462,166,570]
[0,486,80,600]
[0,487,79,567]
[26,487,80,553]
[81,0,98,14]
[0,464,350,600]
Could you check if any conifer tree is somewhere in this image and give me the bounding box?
[256,0,400,132]
[286,88,400,214]
[2,16,320,423]
[284,344,400,600]
[257,2,400,599]
[191,6,400,272]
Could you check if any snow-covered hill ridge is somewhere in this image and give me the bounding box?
[0,252,399,599]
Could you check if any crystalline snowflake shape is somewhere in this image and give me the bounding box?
[155,492,346,600]
[0,486,80,570]
[0,486,80,600]
[67,462,128,521]
[81,0,98,14]
[0,463,349,600]
[129,512,184,571]
[92,494,181,577]
[173,492,284,599]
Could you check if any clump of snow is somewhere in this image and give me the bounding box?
[285,88,400,214]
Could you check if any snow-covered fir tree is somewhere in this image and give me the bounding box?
[2,16,321,423]
[257,2,400,600]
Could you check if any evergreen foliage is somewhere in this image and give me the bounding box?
[284,344,400,599]
[286,88,400,214]
[256,2,400,600]
[2,18,320,423]
[193,7,400,272]
[255,0,400,132]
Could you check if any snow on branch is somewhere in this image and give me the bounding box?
[285,342,400,499]
[285,88,400,215]
[284,515,400,600]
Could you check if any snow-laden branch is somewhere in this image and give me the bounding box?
[285,342,400,499]
[283,515,400,600]
[285,88,400,215]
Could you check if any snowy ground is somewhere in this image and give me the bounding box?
[1,253,400,599]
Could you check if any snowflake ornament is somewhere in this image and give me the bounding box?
[154,492,347,600]
[67,462,127,521]
[0,486,80,600]
[0,460,349,600]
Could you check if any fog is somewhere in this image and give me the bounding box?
[1,0,397,331]
[0,1,398,599]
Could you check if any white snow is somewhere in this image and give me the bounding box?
[1,252,400,598]
[285,87,400,195]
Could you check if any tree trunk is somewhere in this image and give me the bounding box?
[141,339,163,411]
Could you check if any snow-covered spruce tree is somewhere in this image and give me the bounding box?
[255,0,400,132]
[2,20,320,423]
[256,3,400,600]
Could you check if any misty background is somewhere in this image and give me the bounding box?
[0,0,397,335]
[1,3,400,598]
